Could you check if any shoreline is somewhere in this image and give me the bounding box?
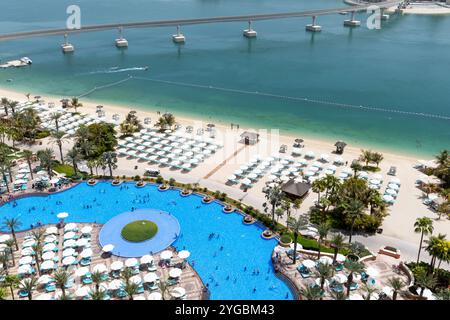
[344,0,450,15]
[0,85,434,163]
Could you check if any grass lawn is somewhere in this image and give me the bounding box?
[121,220,158,242]
[54,164,75,176]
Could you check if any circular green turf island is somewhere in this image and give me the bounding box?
[121,220,158,242]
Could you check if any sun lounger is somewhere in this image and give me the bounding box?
[18,289,29,298]
[167,278,178,286]
[45,283,56,292]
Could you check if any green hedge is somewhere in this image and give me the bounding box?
[406,262,450,290]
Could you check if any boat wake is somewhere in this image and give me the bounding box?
[84,66,149,75]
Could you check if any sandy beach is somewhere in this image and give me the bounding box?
[0,85,449,262]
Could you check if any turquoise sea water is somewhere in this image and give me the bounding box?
[0,182,293,300]
[0,0,449,157]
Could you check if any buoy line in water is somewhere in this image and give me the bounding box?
[77,75,450,121]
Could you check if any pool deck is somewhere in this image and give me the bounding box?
[5,223,207,300]
[272,247,411,300]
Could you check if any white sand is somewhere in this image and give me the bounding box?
[1,86,448,252]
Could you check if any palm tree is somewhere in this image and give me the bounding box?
[312,178,326,204]
[3,217,21,250]
[0,252,9,273]
[435,288,450,300]
[90,289,106,300]
[263,184,284,225]
[371,152,384,168]
[414,217,434,263]
[31,242,43,276]
[50,112,63,133]
[53,268,71,298]
[359,149,373,167]
[0,287,7,300]
[317,222,330,259]
[344,260,365,297]
[3,274,20,299]
[123,282,139,300]
[91,271,104,293]
[424,233,447,273]
[4,239,16,266]
[102,151,118,177]
[314,263,334,295]
[70,97,83,113]
[387,277,406,300]
[330,290,346,300]
[286,216,308,264]
[1,97,9,116]
[415,271,437,297]
[435,150,449,167]
[65,148,81,176]
[120,268,133,284]
[49,131,68,163]
[8,100,18,115]
[0,161,11,193]
[19,277,38,300]
[159,280,170,300]
[22,150,34,180]
[155,113,176,132]
[362,282,378,300]
[299,285,322,300]
[330,233,345,264]
[343,199,365,243]
[36,148,55,178]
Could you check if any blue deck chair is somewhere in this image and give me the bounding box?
[350,282,359,291]
[45,283,56,293]
[18,289,29,298]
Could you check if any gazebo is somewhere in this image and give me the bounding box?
[281,179,311,200]
[240,131,260,145]
[334,141,347,154]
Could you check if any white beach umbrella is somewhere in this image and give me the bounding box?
[241,178,252,186]
[102,244,114,253]
[302,259,316,269]
[227,175,237,181]
[389,177,401,185]
[76,238,89,247]
[63,239,76,248]
[240,165,249,171]
[64,232,76,240]
[38,275,54,285]
[387,183,400,191]
[267,175,278,181]
[75,287,90,298]
[62,256,76,266]
[108,279,123,290]
[333,273,348,284]
[382,286,394,296]
[92,263,107,273]
[43,243,56,252]
[182,163,192,170]
[19,256,33,265]
[309,166,319,173]
[169,268,183,278]
[130,275,142,285]
[319,256,333,265]
[171,287,186,298]
[80,248,93,258]
[41,260,56,270]
[371,174,383,180]
[57,212,69,219]
[17,264,32,274]
[64,223,77,231]
[382,195,394,203]
[140,254,154,264]
[289,243,303,252]
[336,254,346,263]
[160,250,173,260]
[62,248,76,257]
[305,171,315,177]
[315,278,329,288]
[305,151,315,158]
[110,261,124,271]
[148,292,162,300]
[45,227,58,235]
[385,189,397,196]
[0,234,11,243]
[22,239,36,248]
[247,173,258,180]
[81,226,92,234]
[144,272,158,283]
[125,258,138,268]
[21,247,34,256]
[178,250,190,259]
[75,267,90,277]
[324,169,334,175]
[369,179,381,185]
[42,251,55,260]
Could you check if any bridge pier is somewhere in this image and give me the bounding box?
[306,16,321,32]
[172,25,185,43]
[115,27,128,48]
[344,11,360,27]
[243,21,257,38]
[61,33,74,53]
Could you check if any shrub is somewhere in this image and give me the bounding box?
[280,234,292,244]
[169,178,176,186]
[35,130,51,139]
[406,262,450,290]
[133,175,140,181]
[155,176,164,184]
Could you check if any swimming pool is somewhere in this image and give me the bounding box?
[0,182,293,300]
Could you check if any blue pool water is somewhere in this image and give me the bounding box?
[0,182,293,300]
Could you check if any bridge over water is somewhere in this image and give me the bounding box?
[0,0,402,42]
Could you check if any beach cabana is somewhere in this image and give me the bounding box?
[240,131,260,145]
[281,179,311,200]
[334,141,347,154]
